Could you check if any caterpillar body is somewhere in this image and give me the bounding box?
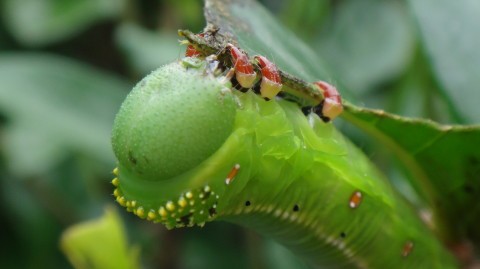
[111,57,457,268]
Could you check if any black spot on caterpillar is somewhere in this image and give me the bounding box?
[127,150,137,165]
[111,59,459,268]
[209,207,217,217]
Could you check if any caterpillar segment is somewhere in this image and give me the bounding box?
[111,57,458,268]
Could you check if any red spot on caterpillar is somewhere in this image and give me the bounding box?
[313,81,343,121]
[349,191,362,209]
[254,55,282,99]
[447,241,475,265]
[185,33,205,57]
[402,241,414,257]
[225,164,240,185]
[227,44,256,88]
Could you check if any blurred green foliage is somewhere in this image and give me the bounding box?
[0,0,478,268]
[61,207,141,269]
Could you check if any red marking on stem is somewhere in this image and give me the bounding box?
[313,81,344,120]
[185,33,205,57]
[185,45,201,57]
[226,44,256,88]
[314,81,342,104]
[254,56,281,84]
[228,44,255,75]
[254,55,282,99]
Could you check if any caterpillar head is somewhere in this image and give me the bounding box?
[111,58,237,229]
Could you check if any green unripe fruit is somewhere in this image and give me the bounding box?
[112,60,236,181]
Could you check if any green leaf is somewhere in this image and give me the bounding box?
[115,23,185,76]
[61,206,140,269]
[263,239,309,269]
[165,0,204,32]
[317,0,415,94]
[278,0,329,42]
[0,53,129,177]
[385,49,457,124]
[342,105,480,242]
[179,224,250,269]
[1,177,65,268]
[408,0,480,124]
[1,0,126,46]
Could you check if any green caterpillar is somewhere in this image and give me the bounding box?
[111,57,458,268]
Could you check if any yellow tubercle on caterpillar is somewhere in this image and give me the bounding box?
[158,207,167,218]
[116,196,126,207]
[135,207,145,218]
[112,174,221,229]
[147,210,157,221]
[165,201,175,212]
[178,197,187,208]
